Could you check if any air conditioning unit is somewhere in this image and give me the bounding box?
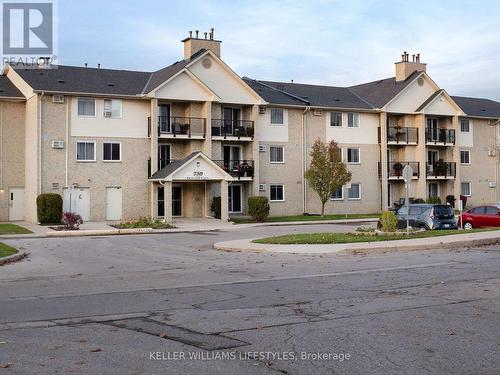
[259,184,266,191]
[488,149,496,157]
[104,111,112,118]
[51,140,64,149]
[258,145,267,152]
[258,105,266,114]
[489,181,497,188]
[313,109,322,116]
[52,95,64,103]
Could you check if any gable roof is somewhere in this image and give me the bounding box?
[451,96,500,118]
[0,75,24,99]
[348,71,422,109]
[245,78,373,109]
[150,152,198,180]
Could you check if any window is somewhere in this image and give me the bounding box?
[460,150,470,164]
[331,186,343,200]
[336,147,343,161]
[77,98,96,117]
[460,119,470,132]
[348,183,361,199]
[470,207,484,214]
[103,99,122,118]
[330,112,342,127]
[103,142,121,161]
[269,146,284,163]
[270,184,284,201]
[76,141,95,161]
[347,113,360,128]
[270,108,284,124]
[461,182,471,197]
[485,206,498,215]
[347,148,360,164]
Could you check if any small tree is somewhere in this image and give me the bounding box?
[305,139,352,216]
[248,196,270,222]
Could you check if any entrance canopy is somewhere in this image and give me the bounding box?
[149,151,233,182]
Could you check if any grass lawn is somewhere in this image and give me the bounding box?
[253,229,492,244]
[0,223,33,235]
[0,242,18,258]
[231,213,380,224]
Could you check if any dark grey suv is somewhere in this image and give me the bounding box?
[389,204,458,230]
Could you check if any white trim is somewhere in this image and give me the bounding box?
[269,108,285,125]
[76,140,96,162]
[428,181,440,198]
[103,98,123,119]
[461,181,472,197]
[460,149,471,165]
[102,141,122,162]
[76,97,96,118]
[269,145,285,164]
[330,186,344,201]
[460,118,470,133]
[269,184,285,202]
[228,183,243,214]
[347,183,361,200]
[347,147,361,164]
[347,112,360,128]
[329,111,343,127]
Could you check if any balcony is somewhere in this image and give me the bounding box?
[386,126,418,145]
[425,128,455,146]
[148,116,206,139]
[378,162,420,180]
[211,119,254,141]
[426,161,456,179]
[212,159,254,180]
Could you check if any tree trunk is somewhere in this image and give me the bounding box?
[321,202,325,216]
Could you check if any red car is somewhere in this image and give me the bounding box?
[459,205,500,229]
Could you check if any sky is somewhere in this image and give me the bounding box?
[57,0,500,100]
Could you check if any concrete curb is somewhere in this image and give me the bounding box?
[0,251,28,265]
[213,230,500,254]
[233,218,378,228]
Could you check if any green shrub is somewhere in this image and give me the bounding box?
[36,193,63,224]
[114,217,173,229]
[426,196,441,204]
[380,210,398,232]
[211,197,221,219]
[248,196,270,222]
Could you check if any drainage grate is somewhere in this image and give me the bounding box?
[104,318,247,350]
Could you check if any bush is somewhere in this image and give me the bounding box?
[380,210,398,232]
[37,193,63,224]
[63,212,83,230]
[115,216,173,229]
[426,196,441,204]
[248,196,270,222]
[211,197,221,219]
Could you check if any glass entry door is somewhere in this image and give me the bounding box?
[428,182,439,198]
[158,144,171,169]
[172,186,182,216]
[427,118,438,141]
[158,104,171,133]
[223,107,240,135]
[223,146,241,172]
[228,184,242,213]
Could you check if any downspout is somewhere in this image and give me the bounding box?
[65,98,69,187]
[38,92,45,194]
[0,103,3,192]
[302,106,310,214]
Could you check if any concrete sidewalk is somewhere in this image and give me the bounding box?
[213,229,500,254]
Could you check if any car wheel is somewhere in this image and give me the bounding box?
[418,224,428,230]
[463,222,473,230]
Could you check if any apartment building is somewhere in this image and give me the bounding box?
[0,31,499,223]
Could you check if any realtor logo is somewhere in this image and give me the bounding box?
[1,0,57,66]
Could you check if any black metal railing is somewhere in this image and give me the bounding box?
[387,127,418,144]
[211,119,254,138]
[378,162,420,179]
[212,159,254,179]
[426,161,456,178]
[425,128,455,144]
[157,116,206,137]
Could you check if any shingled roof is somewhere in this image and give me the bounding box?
[451,96,500,118]
[0,75,24,99]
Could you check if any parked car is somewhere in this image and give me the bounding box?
[458,205,500,229]
[380,204,458,230]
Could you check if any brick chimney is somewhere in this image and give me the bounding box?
[395,52,426,81]
[182,28,221,59]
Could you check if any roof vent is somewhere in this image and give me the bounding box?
[57,79,65,83]
[107,82,115,87]
[0,89,4,93]
[334,98,341,102]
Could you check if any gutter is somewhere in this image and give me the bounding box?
[302,106,310,214]
[38,92,44,194]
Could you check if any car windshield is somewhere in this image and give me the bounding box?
[434,205,453,218]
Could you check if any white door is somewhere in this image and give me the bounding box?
[63,187,90,221]
[106,187,122,221]
[8,187,24,221]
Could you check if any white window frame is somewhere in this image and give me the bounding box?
[269,184,285,202]
[269,145,285,164]
[270,108,284,125]
[330,111,342,127]
[461,182,472,197]
[337,147,344,162]
[76,141,96,162]
[76,97,96,117]
[102,142,122,162]
[347,183,361,200]
[347,113,360,128]
[347,147,360,164]
[330,186,344,201]
[460,150,471,165]
[460,118,470,133]
[103,99,123,119]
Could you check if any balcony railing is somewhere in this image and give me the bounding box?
[425,128,455,145]
[211,119,254,139]
[426,161,456,178]
[212,159,254,179]
[378,161,420,179]
[157,116,206,137]
[387,127,418,144]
